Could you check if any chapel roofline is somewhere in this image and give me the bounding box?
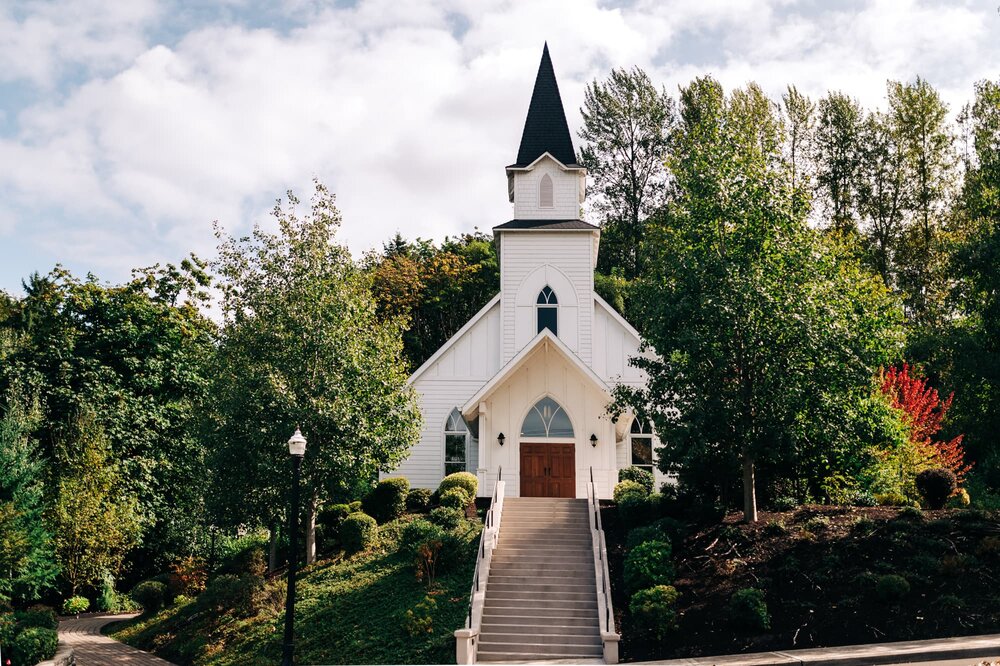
[510,43,580,169]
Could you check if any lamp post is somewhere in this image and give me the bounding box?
[282,428,307,666]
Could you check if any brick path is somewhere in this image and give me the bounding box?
[58,614,176,665]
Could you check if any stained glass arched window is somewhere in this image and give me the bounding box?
[520,397,574,438]
[630,418,653,474]
[445,408,468,475]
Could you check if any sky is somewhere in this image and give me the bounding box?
[1,0,998,294]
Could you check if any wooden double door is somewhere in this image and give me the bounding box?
[520,442,576,498]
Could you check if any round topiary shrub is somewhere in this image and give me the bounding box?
[16,604,58,630]
[131,580,168,614]
[875,574,910,602]
[63,595,90,616]
[614,480,648,504]
[627,517,687,550]
[439,472,478,499]
[439,487,471,510]
[406,488,434,513]
[362,477,410,524]
[728,588,770,631]
[341,512,378,552]
[618,466,654,493]
[429,506,464,530]
[630,585,679,640]
[11,626,58,664]
[915,468,957,510]
[624,540,674,593]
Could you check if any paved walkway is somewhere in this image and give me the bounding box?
[57,614,176,665]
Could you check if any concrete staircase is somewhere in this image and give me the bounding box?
[477,497,603,663]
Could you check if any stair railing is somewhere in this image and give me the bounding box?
[455,467,504,665]
[588,466,620,664]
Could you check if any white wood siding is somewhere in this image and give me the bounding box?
[592,298,647,385]
[512,157,583,219]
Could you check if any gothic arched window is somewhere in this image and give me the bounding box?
[630,418,654,475]
[536,286,558,335]
[521,396,574,438]
[445,408,468,475]
[539,173,554,208]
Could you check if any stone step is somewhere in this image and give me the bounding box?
[483,606,599,620]
[487,575,595,587]
[481,621,599,635]
[477,641,604,658]
[481,631,603,646]
[487,582,597,595]
[490,555,594,567]
[486,588,597,602]
[485,596,598,610]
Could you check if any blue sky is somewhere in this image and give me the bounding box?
[1,0,998,294]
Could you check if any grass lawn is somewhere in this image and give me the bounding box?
[110,516,481,665]
[605,505,1000,662]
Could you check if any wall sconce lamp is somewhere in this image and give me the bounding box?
[497,432,505,447]
[590,433,598,448]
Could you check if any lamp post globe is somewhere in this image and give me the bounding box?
[281,427,306,666]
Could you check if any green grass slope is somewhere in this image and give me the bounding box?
[110,517,480,665]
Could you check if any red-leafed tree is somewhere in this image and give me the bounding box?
[880,364,971,484]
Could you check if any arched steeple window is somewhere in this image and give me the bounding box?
[521,397,574,438]
[630,418,654,475]
[539,173,554,208]
[536,286,558,335]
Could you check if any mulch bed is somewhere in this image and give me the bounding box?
[603,503,1000,662]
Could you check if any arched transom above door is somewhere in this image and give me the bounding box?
[520,396,574,438]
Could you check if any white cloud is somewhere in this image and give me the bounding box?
[1,0,998,292]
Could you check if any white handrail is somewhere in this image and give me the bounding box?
[455,469,505,664]
[589,467,620,664]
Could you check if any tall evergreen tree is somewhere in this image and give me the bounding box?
[815,92,864,234]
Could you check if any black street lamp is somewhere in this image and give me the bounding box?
[281,427,307,666]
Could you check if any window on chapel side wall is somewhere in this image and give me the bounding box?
[445,408,468,476]
[630,418,654,475]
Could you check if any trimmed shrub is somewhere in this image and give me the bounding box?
[624,540,674,593]
[341,512,378,552]
[614,480,647,504]
[916,468,957,510]
[15,605,57,630]
[875,574,910,601]
[439,472,478,499]
[728,588,770,631]
[875,491,918,508]
[318,503,352,529]
[618,466,654,493]
[169,555,208,596]
[63,596,90,615]
[406,488,434,513]
[429,506,464,530]
[11,626,58,664]
[439,487,471,510]
[630,585,679,640]
[131,580,168,614]
[349,500,362,513]
[362,477,410,524]
[401,519,446,555]
[400,519,464,581]
[947,488,971,508]
[897,506,925,521]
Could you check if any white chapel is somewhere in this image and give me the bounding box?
[388,45,661,500]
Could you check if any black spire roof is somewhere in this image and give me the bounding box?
[512,44,579,168]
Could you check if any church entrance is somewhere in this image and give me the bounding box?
[519,442,576,497]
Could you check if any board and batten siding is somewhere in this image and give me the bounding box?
[387,302,502,490]
[499,231,595,365]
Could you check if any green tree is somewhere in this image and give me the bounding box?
[579,66,674,280]
[815,91,864,233]
[49,407,142,596]
[619,78,904,522]
[210,182,421,563]
[782,85,816,210]
[0,404,59,602]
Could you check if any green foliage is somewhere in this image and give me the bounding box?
[897,506,925,521]
[626,518,687,550]
[763,520,788,537]
[875,492,918,508]
[11,626,58,664]
[618,466,654,493]
[403,595,436,636]
[616,76,905,522]
[614,480,648,504]
[406,488,433,513]
[196,573,265,618]
[362,477,410,524]
[439,488,470,510]
[131,581,168,614]
[0,611,15,646]
[438,472,478,499]
[208,182,421,558]
[97,572,137,613]
[63,595,90,615]
[728,588,771,631]
[915,468,957,509]
[629,585,680,641]
[428,507,464,531]
[15,605,57,630]
[340,513,378,553]
[624,540,674,593]
[875,574,910,601]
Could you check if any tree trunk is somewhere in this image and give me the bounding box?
[268,520,279,573]
[742,453,758,523]
[304,495,318,565]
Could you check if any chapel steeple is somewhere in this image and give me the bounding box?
[513,43,579,168]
